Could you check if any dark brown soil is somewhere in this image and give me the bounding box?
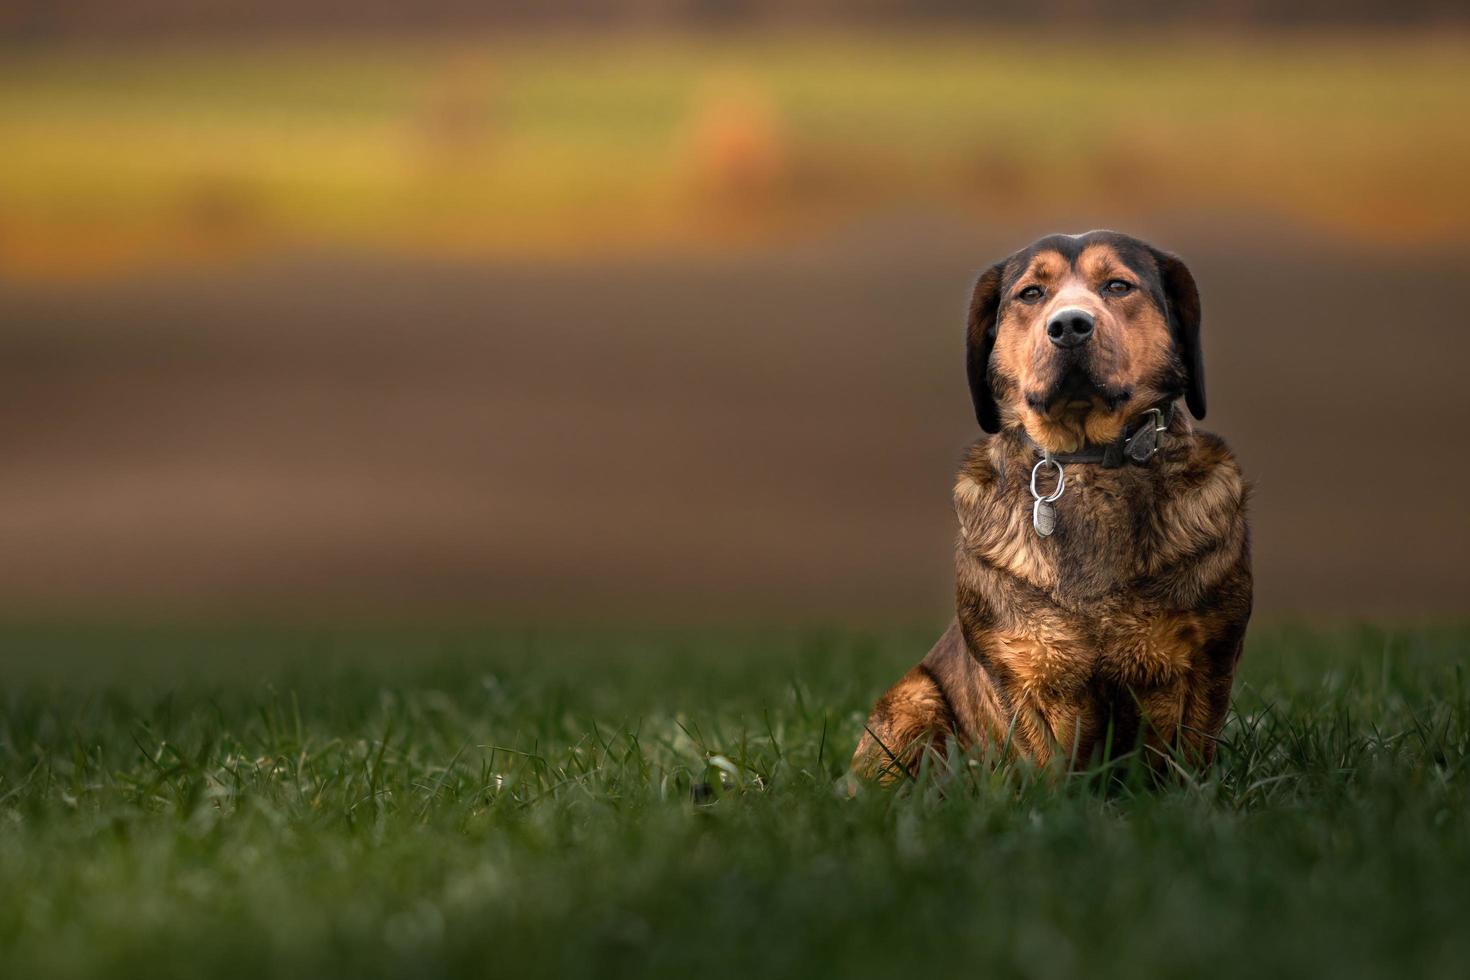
[1,214,1465,620]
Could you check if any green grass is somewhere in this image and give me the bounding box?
[1,621,1467,979]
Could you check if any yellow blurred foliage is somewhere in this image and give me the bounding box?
[683,79,789,202]
[0,32,1466,279]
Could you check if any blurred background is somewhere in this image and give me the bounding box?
[0,3,1466,624]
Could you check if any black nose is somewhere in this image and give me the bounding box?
[1047,309,1095,348]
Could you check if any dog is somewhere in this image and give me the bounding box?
[851,231,1251,781]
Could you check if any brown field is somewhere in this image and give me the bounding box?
[2,213,1465,620]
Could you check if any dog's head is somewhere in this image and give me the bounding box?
[966,231,1204,452]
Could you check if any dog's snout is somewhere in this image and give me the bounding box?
[1046,309,1095,347]
[1046,309,1095,348]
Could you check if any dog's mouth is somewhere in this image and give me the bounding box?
[1026,364,1131,419]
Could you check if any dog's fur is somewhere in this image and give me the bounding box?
[851,231,1251,780]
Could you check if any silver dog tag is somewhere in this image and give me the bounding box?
[1033,498,1056,537]
[1029,455,1065,538]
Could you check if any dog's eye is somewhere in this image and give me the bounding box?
[1018,285,1044,303]
[1102,279,1135,296]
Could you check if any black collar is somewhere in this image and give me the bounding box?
[1032,404,1175,469]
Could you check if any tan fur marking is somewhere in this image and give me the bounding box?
[850,666,954,783]
[991,243,1176,454]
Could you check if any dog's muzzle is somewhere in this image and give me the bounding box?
[1046,308,1094,349]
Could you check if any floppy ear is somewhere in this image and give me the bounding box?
[1151,248,1206,420]
[965,261,1008,433]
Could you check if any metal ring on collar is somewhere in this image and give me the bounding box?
[1030,456,1066,503]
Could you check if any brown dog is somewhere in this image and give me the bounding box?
[852,231,1251,781]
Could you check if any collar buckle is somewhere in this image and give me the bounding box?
[1123,407,1168,464]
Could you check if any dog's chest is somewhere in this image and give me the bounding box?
[1045,475,1149,600]
[959,462,1157,600]
[991,599,1202,701]
[959,445,1237,700]
[994,480,1199,691]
